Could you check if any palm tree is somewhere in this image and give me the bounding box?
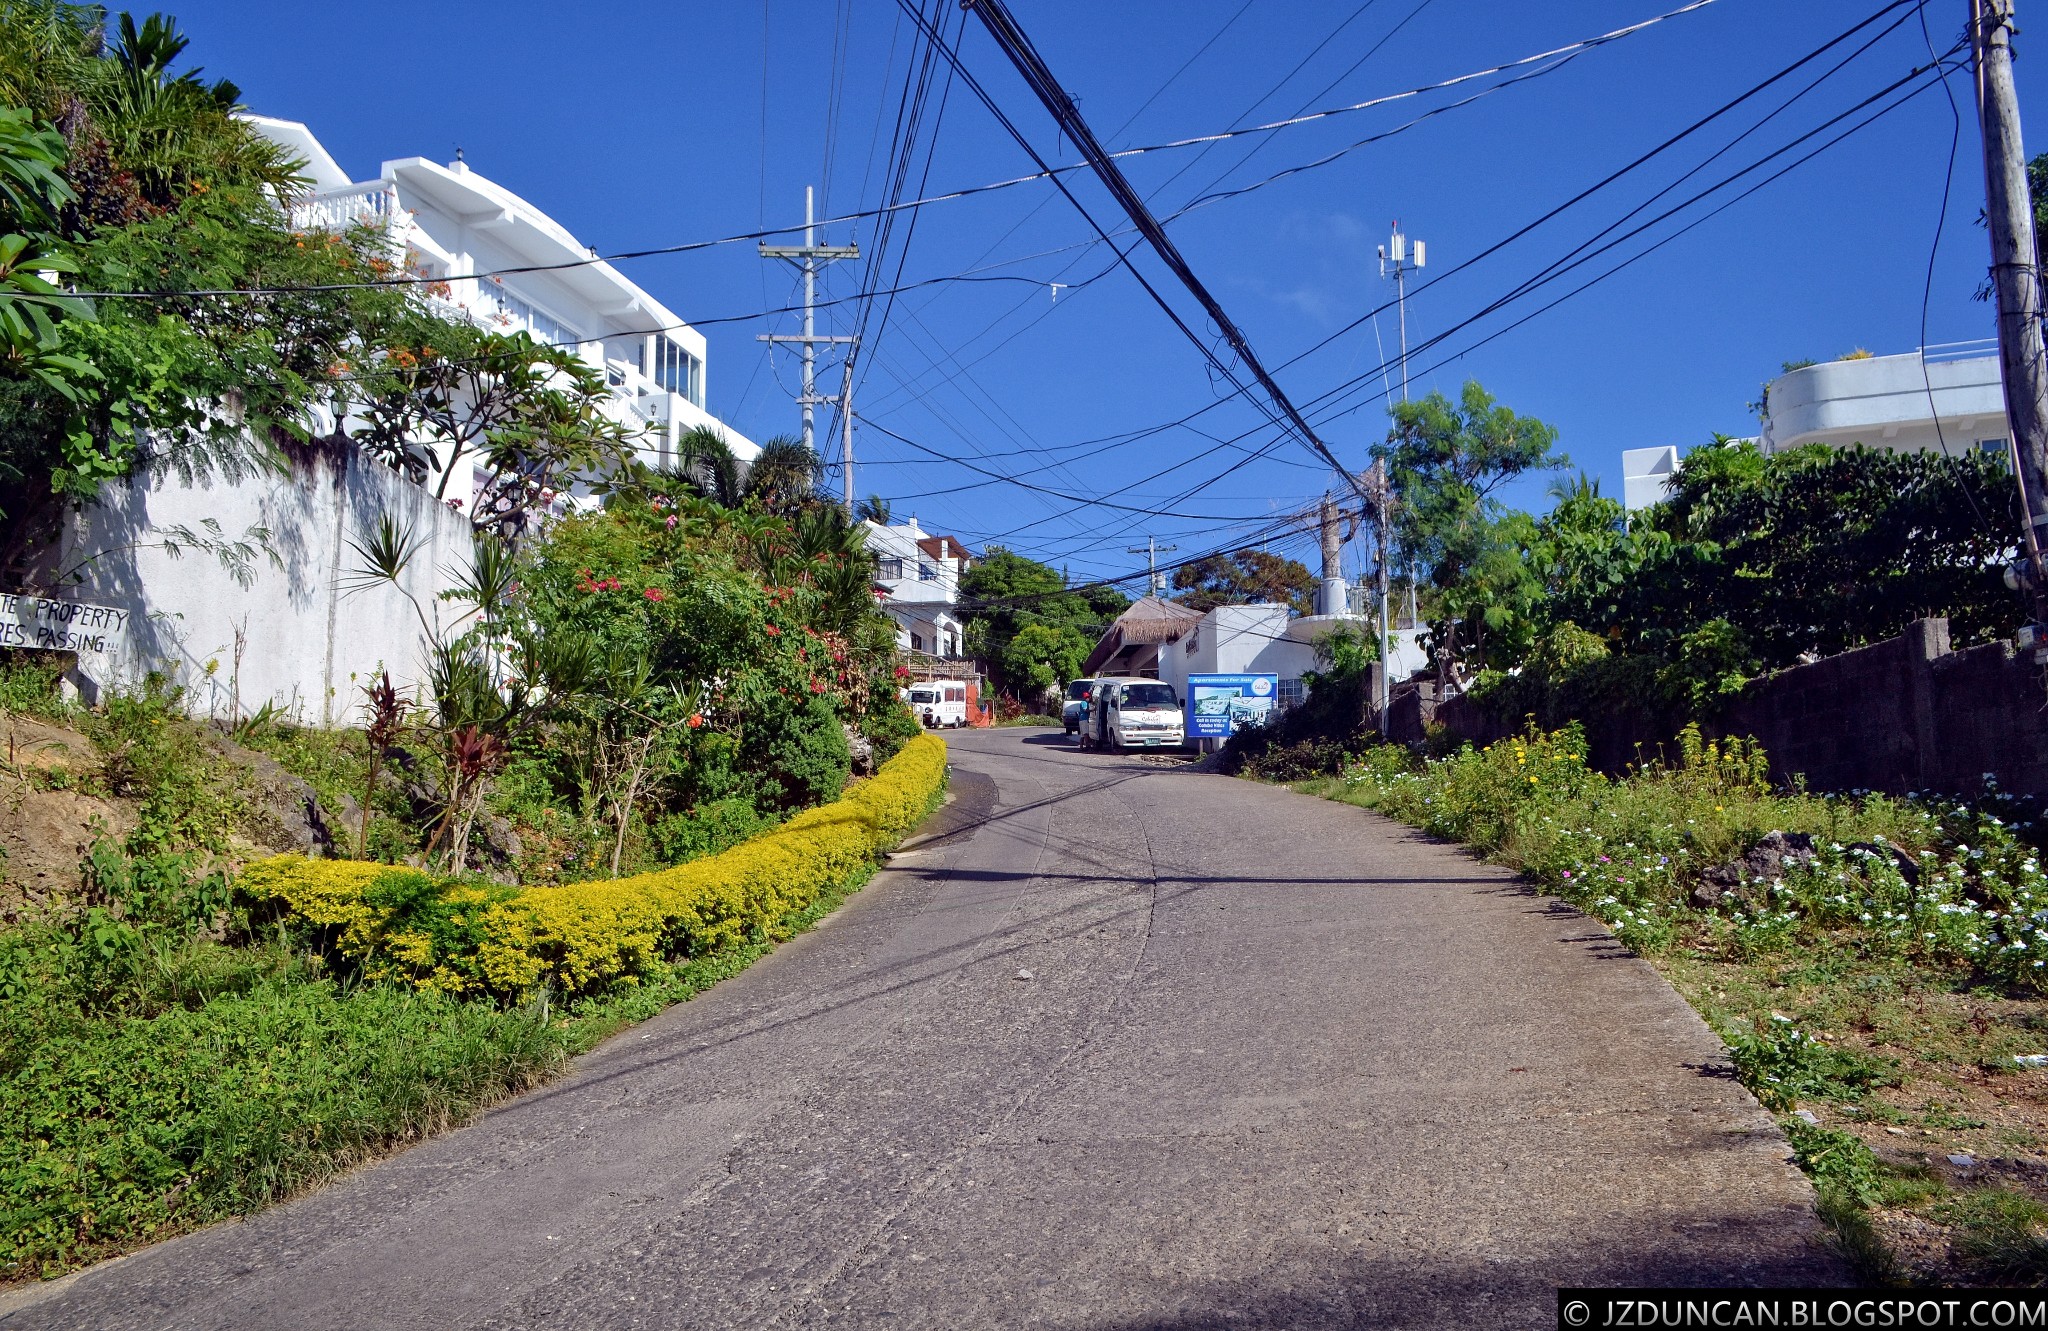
[742,434,822,514]
[855,493,891,525]
[674,425,742,508]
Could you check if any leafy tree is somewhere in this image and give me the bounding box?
[1618,440,2020,666]
[959,546,1126,697]
[1375,380,1568,678]
[999,622,1091,706]
[1171,548,1315,616]
[347,322,635,538]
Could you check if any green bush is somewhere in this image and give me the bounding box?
[652,797,774,864]
[742,692,850,814]
[241,734,948,999]
[0,971,562,1279]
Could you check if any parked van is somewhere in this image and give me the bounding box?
[908,679,970,729]
[1078,676,1184,752]
[1061,678,1097,734]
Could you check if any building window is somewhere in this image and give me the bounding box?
[918,562,937,581]
[878,556,904,580]
[653,338,703,405]
[1980,438,2012,469]
[481,280,582,348]
[911,633,924,652]
[1278,678,1306,708]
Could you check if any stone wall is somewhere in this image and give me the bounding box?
[1723,618,2048,796]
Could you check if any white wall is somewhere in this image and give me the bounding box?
[55,444,475,725]
[1761,350,2011,457]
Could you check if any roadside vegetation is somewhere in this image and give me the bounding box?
[1292,725,2048,1286]
[0,638,944,1282]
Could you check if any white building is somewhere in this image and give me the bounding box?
[1759,341,2011,460]
[1084,599,1429,712]
[1622,445,1680,511]
[248,114,757,513]
[863,517,971,659]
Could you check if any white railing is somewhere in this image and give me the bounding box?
[289,185,399,232]
[1919,337,2001,364]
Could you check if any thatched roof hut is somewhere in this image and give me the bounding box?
[1081,596,1204,678]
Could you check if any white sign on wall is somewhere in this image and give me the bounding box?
[0,591,131,660]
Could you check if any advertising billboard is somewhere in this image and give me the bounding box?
[1186,673,1279,739]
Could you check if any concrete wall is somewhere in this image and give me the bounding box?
[1760,349,2011,457]
[54,442,475,725]
[1430,618,2048,797]
[1722,618,2048,796]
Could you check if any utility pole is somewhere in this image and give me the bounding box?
[1377,223,1425,404]
[757,186,859,455]
[1975,0,2048,610]
[1366,459,1392,724]
[1126,536,1179,594]
[838,361,856,516]
[1318,493,1344,617]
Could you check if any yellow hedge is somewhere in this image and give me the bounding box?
[240,734,948,999]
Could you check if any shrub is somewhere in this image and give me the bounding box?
[242,735,947,1000]
[651,797,774,864]
[742,692,850,813]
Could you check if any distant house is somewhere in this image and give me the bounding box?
[1759,341,2011,461]
[864,517,972,659]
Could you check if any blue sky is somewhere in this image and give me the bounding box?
[173,0,2037,586]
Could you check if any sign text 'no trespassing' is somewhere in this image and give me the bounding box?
[0,591,131,659]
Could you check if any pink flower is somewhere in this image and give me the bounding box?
[666,515,678,530]
[644,587,668,603]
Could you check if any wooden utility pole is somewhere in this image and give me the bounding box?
[1975,0,2048,606]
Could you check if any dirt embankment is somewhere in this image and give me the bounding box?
[1,713,344,921]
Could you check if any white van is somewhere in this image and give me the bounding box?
[1061,678,1097,734]
[1078,677,1184,752]
[908,679,970,729]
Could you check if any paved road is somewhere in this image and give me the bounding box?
[4,728,1845,1330]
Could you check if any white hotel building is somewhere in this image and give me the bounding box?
[247,114,757,511]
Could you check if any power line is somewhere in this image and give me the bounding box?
[69,0,1721,303]
[957,0,1366,500]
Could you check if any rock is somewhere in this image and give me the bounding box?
[1844,836,1920,888]
[1690,831,1817,910]
[1948,1153,1977,1168]
[2014,1054,2048,1069]
[845,724,875,777]
[1014,968,1034,981]
[209,732,348,857]
[1886,1127,1909,1136]
[1793,1109,1820,1125]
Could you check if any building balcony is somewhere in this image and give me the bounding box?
[289,183,401,233]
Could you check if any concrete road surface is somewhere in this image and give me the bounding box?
[3,727,1845,1330]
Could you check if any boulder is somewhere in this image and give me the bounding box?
[1690,830,1816,910]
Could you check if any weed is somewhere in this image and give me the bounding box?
[1936,1189,2048,1285]
[1728,1016,1900,1110]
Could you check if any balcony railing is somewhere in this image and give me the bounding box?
[290,185,399,232]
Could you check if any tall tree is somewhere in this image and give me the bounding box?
[1374,380,1567,677]
[1171,549,1315,616]
[741,435,822,515]
[959,546,1127,696]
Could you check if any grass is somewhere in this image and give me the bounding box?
[0,851,887,1285]
[1291,723,2048,1287]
